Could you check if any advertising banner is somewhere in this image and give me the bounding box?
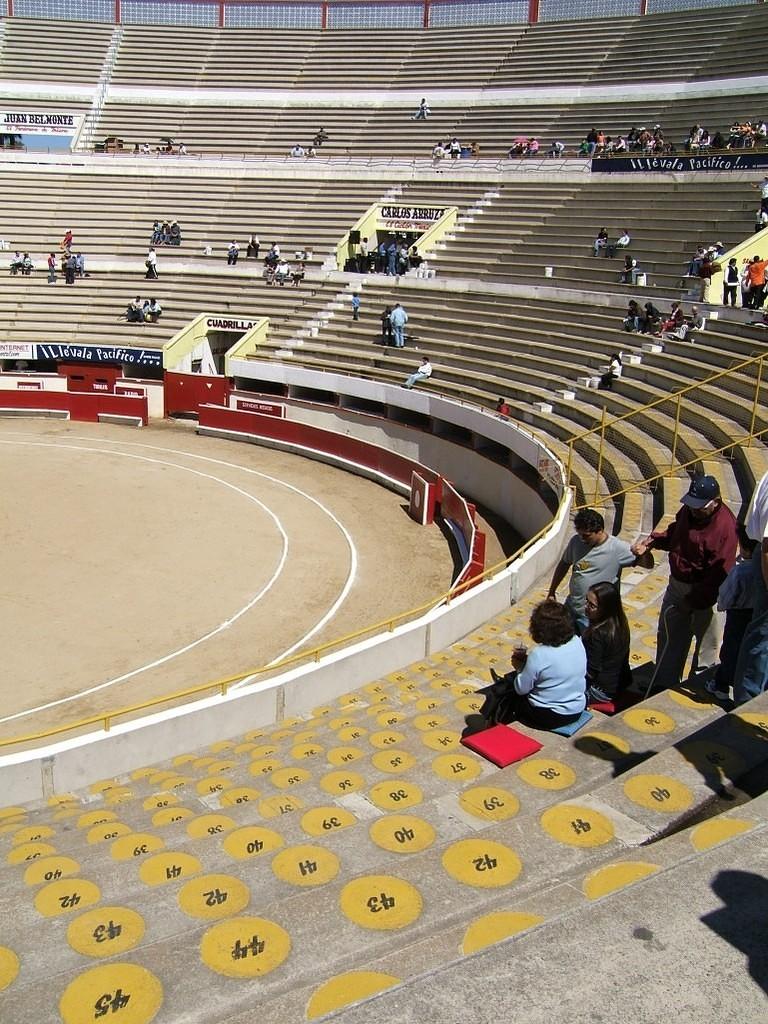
[1,110,80,136]
[35,343,163,368]
[378,205,446,231]
[0,343,36,360]
[592,152,768,174]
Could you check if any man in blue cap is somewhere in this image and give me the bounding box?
[634,475,738,691]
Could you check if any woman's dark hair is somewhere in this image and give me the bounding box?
[529,601,575,647]
[585,581,629,651]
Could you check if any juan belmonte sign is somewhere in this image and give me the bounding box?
[592,152,768,173]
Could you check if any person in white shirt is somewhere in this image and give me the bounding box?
[607,229,631,258]
[403,356,432,389]
[290,144,305,158]
[733,471,768,703]
[227,241,240,266]
[144,247,158,279]
[275,258,290,285]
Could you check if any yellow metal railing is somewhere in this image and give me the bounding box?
[0,517,557,753]
[566,349,768,510]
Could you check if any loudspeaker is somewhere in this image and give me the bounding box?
[349,230,361,244]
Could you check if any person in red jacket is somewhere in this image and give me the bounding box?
[634,475,738,691]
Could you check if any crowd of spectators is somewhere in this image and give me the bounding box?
[150,221,182,246]
[465,468,763,736]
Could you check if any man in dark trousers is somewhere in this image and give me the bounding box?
[634,475,738,690]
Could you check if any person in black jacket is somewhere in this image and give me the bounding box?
[582,581,631,703]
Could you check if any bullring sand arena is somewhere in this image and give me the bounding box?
[0,419,512,742]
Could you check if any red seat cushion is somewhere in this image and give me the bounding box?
[461,724,543,767]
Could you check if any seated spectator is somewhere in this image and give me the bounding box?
[290,144,305,158]
[20,252,34,276]
[686,124,704,151]
[598,352,622,390]
[583,582,632,704]
[470,141,480,157]
[688,306,707,340]
[656,302,684,336]
[124,296,144,323]
[313,127,329,147]
[409,245,422,269]
[578,140,591,157]
[264,242,280,267]
[474,602,586,731]
[641,301,662,334]
[169,221,181,246]
[612,135,628,153]
[411,98,430,121]
[585,127,599,156]
[61,228,73,251]
[178,143,187,156]
[496,396,511,417]
[227,241,240,266]
[291,261,306,286]
[525,137,540,157]
[160,221,171,244]
[9,251,23,274]
[548,140,565,158]
[140,142,150,154]
[592,227,608,257]
[151,220,162,244]
[246,235,260,259]
[711,131,725,150]
[618,255,638,285]
[403,356,432,389]
[263,263,276,286]
[307,145,317,158]
[143,297,162,323]
[607,229,631,258]
[685,246,707,277]
[623,300,642,332]
[275,258,290,285]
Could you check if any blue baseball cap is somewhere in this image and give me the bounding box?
[681,475,720,509]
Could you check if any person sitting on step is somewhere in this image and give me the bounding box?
[471,602,586,732]
[582,582,632,704]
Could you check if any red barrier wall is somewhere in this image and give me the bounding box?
[199,403,441,492]
[0,389,148,424]
[165,372,230,417]
[60,363,121,394]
